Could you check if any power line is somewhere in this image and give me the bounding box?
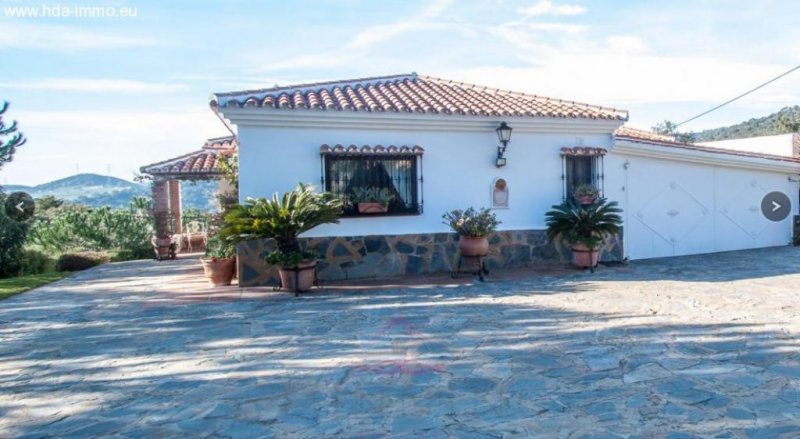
[676,63,800,128]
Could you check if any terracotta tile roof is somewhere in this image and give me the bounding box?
[212,73,628,121]
[320,144,424,156]
[140,136,237,177]
[203,135,237,150]
[613,126,675,142]
[615,129,800,164]
[560,146,607,156]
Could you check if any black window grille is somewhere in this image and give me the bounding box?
[562,153,604,200]
[322,154,423,216]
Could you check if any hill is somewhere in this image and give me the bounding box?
[1,173,219,211]
[693,105,800,142]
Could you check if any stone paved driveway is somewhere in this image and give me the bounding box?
[2,247,800,438]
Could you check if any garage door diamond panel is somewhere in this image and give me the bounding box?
[633,181,711,248]
[720,180,768,240]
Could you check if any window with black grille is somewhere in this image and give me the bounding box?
[561,148,605,200]
[322,154,422,216]
[565,155,596,196]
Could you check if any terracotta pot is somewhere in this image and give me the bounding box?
[575,195,597,205]
[357,202,389,214]
[201,256,236,278]
[571,242,599,268]
[278,260,318,292]
[153,237,173,260]
[201,258,236,286]
[459,236,490,257]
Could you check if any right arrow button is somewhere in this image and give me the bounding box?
[761,191,791,222]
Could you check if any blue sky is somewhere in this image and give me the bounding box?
[2,0,799,185]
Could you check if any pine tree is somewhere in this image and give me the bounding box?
[0,101,26,171]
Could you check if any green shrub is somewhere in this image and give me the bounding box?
[29,199,153,261]
[0,191,29,278]
[56,252,110,272]
[17,249,54,275]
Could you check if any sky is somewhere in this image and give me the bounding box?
[1,0,800,185]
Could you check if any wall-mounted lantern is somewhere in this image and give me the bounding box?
[495,122,512,167]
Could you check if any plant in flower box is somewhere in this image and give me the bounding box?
[572,184,599,205]
[350,186,395,214]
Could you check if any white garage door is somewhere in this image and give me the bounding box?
[621,156,795,260]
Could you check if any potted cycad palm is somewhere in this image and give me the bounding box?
[442,207,501,257]
[221,183,342,292]
[545,199,622,269]
[351,186,395,214]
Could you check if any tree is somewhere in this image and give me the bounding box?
[0,101,26,172]
[777,113,800,133]
[653,119,695,144]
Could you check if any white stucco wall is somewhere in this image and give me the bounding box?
[237,121,614,238]
[698,133,796,157]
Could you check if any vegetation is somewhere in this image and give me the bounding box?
[545,199,623,249]
[693,105,800,142]
[29,198,154,261]
[217,153,239,188]
[653,120,695,143]
[0,192,30,278]
[221,183,342,266]
[442,207,501,238]
[573,184,599,199]
[350,186,395,205]
[0,101,25,171]
[17,249,54,275]
[0,272,71,301]
[56,252,111,272]
[203,236,236,260]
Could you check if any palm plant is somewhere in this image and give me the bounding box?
[545,199,622,249]
[220,183,343,262]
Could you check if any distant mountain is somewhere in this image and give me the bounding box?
[2,173,219,211]
[693,105,800,142]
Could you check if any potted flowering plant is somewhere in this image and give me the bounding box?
[573,184,599,205]
[442,207,501,256]
[201,236,236,286]
[545,199,622,269]
[350,186,395,214]
[221,183,342,292]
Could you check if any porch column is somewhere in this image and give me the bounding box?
[152,179,171,238]
[168,179,182,234]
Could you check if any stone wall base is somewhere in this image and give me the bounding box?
[237,229,623,287]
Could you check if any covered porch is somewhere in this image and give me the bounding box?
[139,135,237,251]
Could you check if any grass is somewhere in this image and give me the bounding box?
[0,272,71,300]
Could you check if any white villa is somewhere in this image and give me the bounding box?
[148,73,800,286]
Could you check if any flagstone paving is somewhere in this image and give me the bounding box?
[1,247,800,438]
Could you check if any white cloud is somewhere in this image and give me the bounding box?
[0,22,158,50]
[448,35,800,130]
[3,108,229,185]
[346,0,454,50]
[0,78,187,93]
[518,1,586,18]
[253,0,456,72]
[526,22,587,33]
